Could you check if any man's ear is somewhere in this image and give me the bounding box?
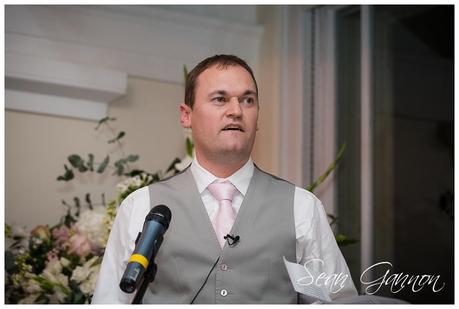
[180,103,192,128]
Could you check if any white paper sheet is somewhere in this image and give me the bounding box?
[283,256,332,303]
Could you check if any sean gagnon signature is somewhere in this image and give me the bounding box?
[360,261,445,294]
[297,259,445,295]
[297,259,350,293]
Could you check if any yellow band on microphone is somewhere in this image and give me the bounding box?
[129,254,149,269]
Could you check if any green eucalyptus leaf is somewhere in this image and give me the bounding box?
[74,197,81,217]
[57,164,74,181]
[97,156,110,173]
[108,131,125,144]
[127,154,139,162]
[115,165,124,176]
[87,154,94,171]
[85,193,93,210]
[68,155,88,172]
[114,158,127,167]
[114,158,126,176]
[74,197,80,208]
[63,209,76,228]
[95,117,116,130]
[68,154,83,168]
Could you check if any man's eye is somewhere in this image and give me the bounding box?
[241,97,255,105]
[212,97,226,103]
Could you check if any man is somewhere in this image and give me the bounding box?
[92,55,358,303]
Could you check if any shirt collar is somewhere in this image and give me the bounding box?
[190,157,254,196]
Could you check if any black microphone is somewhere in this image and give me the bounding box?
[119,205,172,293]
[224,234,240,246]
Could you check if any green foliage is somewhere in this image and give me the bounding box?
[65,281,86,304]
[113,155,137,176]
[97,156,109,174]
[57,119,141,182]
[186,137,194,157]
[327,214,358,247]
[335,234,358,246]
[94,117,116,130]
[183,64,188,83]
[57,165,74,181]
[85,193,93,210]
[107,131,125,144]
[68,155,87,172]
[87,154,94,172]
[307,143,357,247]
[306,143,346,192]
[5,250,17,273]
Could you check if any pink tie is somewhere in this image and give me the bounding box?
[207,181,237,248]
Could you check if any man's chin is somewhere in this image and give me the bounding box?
[221,148,253,161]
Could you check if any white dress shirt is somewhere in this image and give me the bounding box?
[92,158,357,303]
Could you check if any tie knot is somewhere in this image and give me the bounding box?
[208,181,237,202]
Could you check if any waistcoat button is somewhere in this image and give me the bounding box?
[220,264,228,271]
[220,289,228,297]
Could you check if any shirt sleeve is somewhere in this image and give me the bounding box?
[294,187,358,303]
[91,186,151,304]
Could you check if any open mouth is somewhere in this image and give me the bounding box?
[222,125,244,132]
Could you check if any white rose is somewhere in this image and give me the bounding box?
[133,175,142,187]
[18,294,39,304]
[75,207,109,249]
[42,259,69,287]
[71,265,90,284]
[71,256,99,284]
[79,266,100,295]
[11,224,29,238]
[43,259,62,278]
[24,278,42,293]
[60,257,71,268]
[48,289,67,303]
[116,182,128,193]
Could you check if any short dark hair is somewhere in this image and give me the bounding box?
[184,54,258,108]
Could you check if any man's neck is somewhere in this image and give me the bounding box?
[195,153,249,178]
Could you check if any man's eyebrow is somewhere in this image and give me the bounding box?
[208,90,228,97]
[242,90,258,96]
[208,90,258,97]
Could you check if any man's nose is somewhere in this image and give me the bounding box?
[226,97,242,117]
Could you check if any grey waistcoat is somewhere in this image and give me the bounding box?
[144,166,298,304]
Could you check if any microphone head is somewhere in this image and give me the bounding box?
[146,205,172,229]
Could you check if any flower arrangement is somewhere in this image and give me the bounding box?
[5,118,191,304]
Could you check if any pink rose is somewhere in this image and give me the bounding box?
[47,249,58,262]
[52,225,71,246]
[67,233,92,258]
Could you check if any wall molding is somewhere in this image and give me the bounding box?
[5,5,263,120]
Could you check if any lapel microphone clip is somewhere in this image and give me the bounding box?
[224,234,240,247]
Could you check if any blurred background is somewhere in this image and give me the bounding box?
[5,5,454,303]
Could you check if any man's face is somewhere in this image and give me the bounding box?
[180,64,259,164]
